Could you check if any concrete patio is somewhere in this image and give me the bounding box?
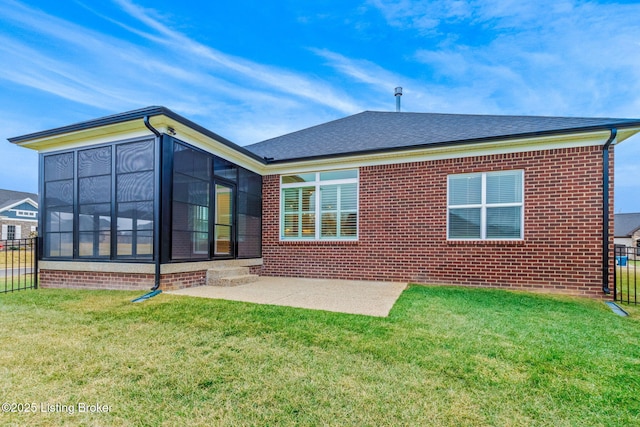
[166,276,407,317]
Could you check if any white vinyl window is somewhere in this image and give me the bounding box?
[281,170,358,240]
[15,210,36,217]
[447,170,524,240]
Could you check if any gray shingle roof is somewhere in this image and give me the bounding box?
[615,213,640,237]
[0,189,38,211]
[246,111,640,162]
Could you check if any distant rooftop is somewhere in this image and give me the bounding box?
[0,189,38,211]
[615,213,640,237]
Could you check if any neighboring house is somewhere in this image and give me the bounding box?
[0,189,38,242]
[614,212,640,252]
[8,106,640,297]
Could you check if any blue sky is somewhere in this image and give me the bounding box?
[1,0,639,212]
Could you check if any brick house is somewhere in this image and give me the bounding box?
[8,106,640,297]
[0,189,38,243]
[614,213,640,259]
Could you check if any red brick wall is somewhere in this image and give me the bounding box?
[39,269,207,291]
[261,145,613,298]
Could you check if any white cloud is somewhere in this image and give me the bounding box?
[368,0,640,117]
[111,0,363,114]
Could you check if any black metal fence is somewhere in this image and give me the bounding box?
[614,245,638,304]
[0,238,38,293]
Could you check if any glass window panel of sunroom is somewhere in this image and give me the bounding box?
[45,206,73,232]
[215,225,231,254]
[213,157,237,181]
[44,153,74,181]
[171,231,191,259]
[136,231,153,256]
[172,201,189,231]
[215,185,232,226]
[116,171,154,202]
[448,208,481,239]
[98,231,111,256]
[486,207,522,239]
[79,204,111,231]
[57,209,74,232]
[59,232,73,257]
[188,181,209,206]
[116,140,154,173]
[79,176,111,204]
[45,180,73,206]
[46,233,61,257]
[448,175,482,206]
[189,205,209,232]
[486,171,522,204]
[117,231,133,256]
[193,232,209,256]
[173,145,196,177]
[78,146,111,177]
[79,232,96,257]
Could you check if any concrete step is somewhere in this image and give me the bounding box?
[207,266,250,280]
[206,266,259,287]
[216,274,260,287]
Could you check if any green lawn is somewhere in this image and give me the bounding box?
[1,286,640,426]
[615,262,638,303]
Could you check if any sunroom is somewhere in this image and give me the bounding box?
[11,107,264,290]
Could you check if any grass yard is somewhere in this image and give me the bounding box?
[1,286,640,426]
[615,262,638,304]
[0,248,34,269]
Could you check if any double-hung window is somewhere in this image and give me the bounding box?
[281,170,358,240]
[448,170,524,240]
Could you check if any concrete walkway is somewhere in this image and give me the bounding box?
[166,276,407,317]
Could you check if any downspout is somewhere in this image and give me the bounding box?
[602,128,617,295]
[144,116,162,291]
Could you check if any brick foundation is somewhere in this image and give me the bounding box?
[261,146,614,298]
[40,269,207,291]
[38,259,263,291]
[40,270,155,290]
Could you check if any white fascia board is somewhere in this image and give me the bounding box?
[264,129,619,176]
[614,127,640,145]
[14,120,153,153]
[148,116,266,174]
[13,114,266,174]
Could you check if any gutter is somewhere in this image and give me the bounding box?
[144,115,162,292]
[602,128,617,294]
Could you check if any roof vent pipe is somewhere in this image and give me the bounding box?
[395,87,402,112]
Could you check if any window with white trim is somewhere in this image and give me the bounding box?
[7,225,16,240]
[447,170,524,240]
[281,170,358,240]
[16,210,36,217]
